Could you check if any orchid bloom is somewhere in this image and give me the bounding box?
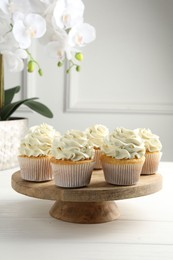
[48,23,96,60]
[53,0,84,29]
[2,49,28,72]
[48,40,67,61]
[13,13,46,49]
[46,27,70,60]
[0,0,96,73]
[68,23,96,48]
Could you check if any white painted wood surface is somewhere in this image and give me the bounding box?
[0,162,173,260]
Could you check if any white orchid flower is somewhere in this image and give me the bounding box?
[68,23,96,48]
[0,0,96,73]
[47,29,72,61]
[47,41,66,61]
[13,13,46,49]
[46,22,96,63]
[2,49,28,72]
[53,0,84,29]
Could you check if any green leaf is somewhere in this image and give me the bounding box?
[0,97,38,120]
[25,100,53,118]
[5,86,21,105]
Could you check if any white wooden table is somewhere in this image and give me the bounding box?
[0,162,173,260]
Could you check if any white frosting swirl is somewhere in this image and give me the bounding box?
[85,124,109,148]
[19,123,58,156]
[136,128,162,152]
[102,127,145,159]
[51,129,95,161]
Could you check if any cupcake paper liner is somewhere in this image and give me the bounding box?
[18,156,53,182]
[141,152,162,175]
[102,162,143,185]
[94,149,102,169]
[51,161,95,188]
[101,156,145,186]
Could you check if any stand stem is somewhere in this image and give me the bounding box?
[49,201,120,224]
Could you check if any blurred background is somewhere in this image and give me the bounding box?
[5,0,173,161]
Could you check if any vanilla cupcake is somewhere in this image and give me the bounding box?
[18,123,58,182]
[101,127,145,185]
[137,128,162,175]
[51,130,95,188]
[85,124,109,169]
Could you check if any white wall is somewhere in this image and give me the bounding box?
[6,0,173,161]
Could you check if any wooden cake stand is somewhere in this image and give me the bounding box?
[11,170,162,224]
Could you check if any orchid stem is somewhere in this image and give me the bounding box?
[0,54,4,112]
[26,49,42,71]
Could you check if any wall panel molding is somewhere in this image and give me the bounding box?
[64,74,173,115]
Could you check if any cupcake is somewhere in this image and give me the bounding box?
[137,128,162,175]
[18,123,58,182]
[51,129,95,188]
[101,127,145,185]
[85,124,109,169]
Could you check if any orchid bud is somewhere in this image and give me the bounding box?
[28,61,35,73]
[66,69,70,74]
[57,61,63,67]
[38,68,43,76]
[75,52,84,61]
[76,65,81,72]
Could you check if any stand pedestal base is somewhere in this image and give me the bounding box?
[11,171,163,224]
[49,201,120,224]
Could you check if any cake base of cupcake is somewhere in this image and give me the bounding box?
[50,201,120,224]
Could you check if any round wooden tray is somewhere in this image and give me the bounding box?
[11,170,162,224]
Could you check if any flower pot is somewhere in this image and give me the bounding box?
[0,117,28,170]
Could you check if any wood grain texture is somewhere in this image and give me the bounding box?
[49,201,120,224]
[11,170,162,202]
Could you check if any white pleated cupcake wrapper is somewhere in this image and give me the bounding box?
[141,152,162,175]
[102,162,143,185]
[18,157,53,182]
[51,161,95,188]
[94,149,102,169]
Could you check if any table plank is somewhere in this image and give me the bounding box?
[0,242,173,260]
[0,216,173,245]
